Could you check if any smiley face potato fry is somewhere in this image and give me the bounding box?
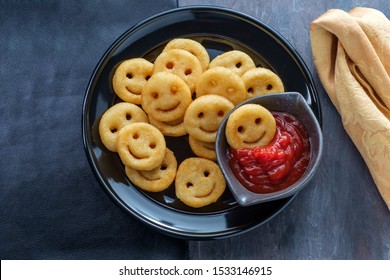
[225,104,276,149]
[242,67,285,99]
[153,49,202,93]
[142,72,192,122]
[175,157,226,208]
[184,95,234,143]
[162,38,210,71]
[112,58,153,104]
[195,67,246,105]
[98,102,149,152]
[116,122,166,170]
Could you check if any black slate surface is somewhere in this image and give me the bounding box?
[0,0,188,260]
[179,0,390,260]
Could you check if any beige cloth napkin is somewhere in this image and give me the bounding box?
[310,7,390,210]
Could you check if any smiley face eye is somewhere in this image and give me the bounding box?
[171,86,178,94]
[255,118,261,124]
[227,87,235,93]
[160,164,168,170]
[237,126,244,133]
[217,110,224,117]
[166,62,174,69]
[152,92,158,99]
[204,171,210,177]
[209,80,217,87]
[198,112,204,118]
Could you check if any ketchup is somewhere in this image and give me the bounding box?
[227,112,310,194]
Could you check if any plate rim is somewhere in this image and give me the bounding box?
[82,5,322,239]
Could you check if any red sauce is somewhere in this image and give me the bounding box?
[227,112,310,194]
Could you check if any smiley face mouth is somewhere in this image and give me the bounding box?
[157,101,181,113]
[243,131,266,144]
[199,126,217,133]
[126,86,141,95]
[139,171,161,181]
[128,147,148,160]
[194,184,216,198]
[202,143,215,151]
[162,116,184,126]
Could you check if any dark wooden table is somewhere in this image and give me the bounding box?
[179,0,390,260]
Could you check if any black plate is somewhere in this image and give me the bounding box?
[82,6,322,239]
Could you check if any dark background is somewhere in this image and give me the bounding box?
[0,0,187,260]
[180,0,390,260]
[1,0,389,260]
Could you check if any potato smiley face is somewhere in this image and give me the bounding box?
[195,67,246,105]
[225,104,276,149]
[242,67,285,99]
[98,102,148,152]
[141,72,192,122]
[112,58,153,104]
[175,157,226,208]
[184,95,234,143]
[116,122,166,170]
[162,38,210,71]
[153,49,202,93]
